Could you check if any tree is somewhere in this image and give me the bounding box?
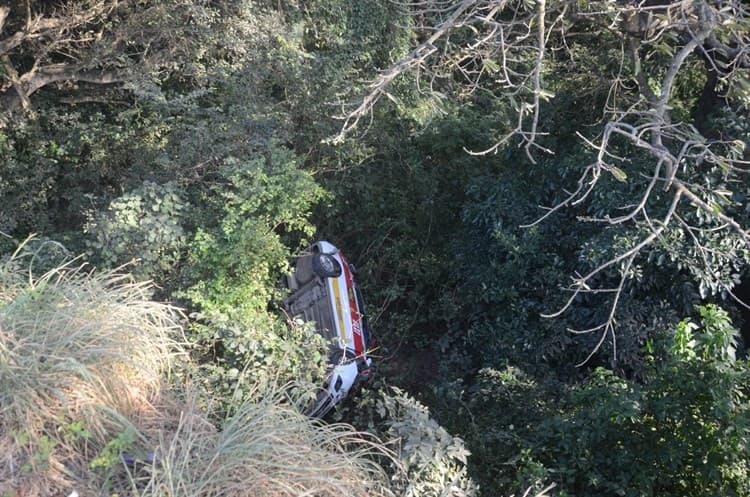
[436,305,750,497]
[336,0,750,361]
[0,0,218,124]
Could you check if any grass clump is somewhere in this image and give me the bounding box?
[134,387,397,497]
[0,243,184,495]
[0,242,399,496]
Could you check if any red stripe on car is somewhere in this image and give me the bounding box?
[340,253,365,355]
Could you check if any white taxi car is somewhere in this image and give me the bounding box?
[283,241,374,417]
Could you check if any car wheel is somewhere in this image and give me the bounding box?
[312,253,342,278]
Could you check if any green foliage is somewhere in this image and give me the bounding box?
[317,105,496,350]
[189,317,330,412]
[444,306,750,497]
[178,143,329,406]
[0,125,71,235]
[376,388,478,497]
[455,172,582,374]
[281,0,412,145]
[433,367,560,494]
[90,428,135,470]
[84,181,187,281]
[182,144,324,318]
[11,430,57,474]
[691,304,739,361]
[0,105,179,243]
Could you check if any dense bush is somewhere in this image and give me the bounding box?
[177,143,330,407]
[344,385,479,497]
[84,181,187,281]
[378,389,478,497]
[438,305,750,497]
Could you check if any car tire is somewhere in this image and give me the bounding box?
[312,253,342,278]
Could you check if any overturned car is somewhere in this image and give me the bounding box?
[282,241,374,417]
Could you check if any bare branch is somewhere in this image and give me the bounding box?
[0,61,127,117]
[571,254,634,367]
[329,0,477,143]
[0,3,111,57]
[542,183,686,368]
[329,0,750,363]
[675,181,750,248]
[1,55,31,110]
[519,161,601,229]
[22,64,127,95]
[332,0,559,153]
[0,7,8,34]
[524,0,547,163]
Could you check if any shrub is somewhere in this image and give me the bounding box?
[181,145,325,320]
[179,144,329,407]
[450,305,750,497]
[374,388,478,497]
[84,181,187,282]
[188,314,330,414]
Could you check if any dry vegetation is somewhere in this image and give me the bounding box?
[0,242,397,496]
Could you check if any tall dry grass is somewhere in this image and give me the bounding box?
[134,387,397,497]
[0,243,398,496]
[0,244,184,495]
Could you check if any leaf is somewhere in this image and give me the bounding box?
[538,89,555,102]
[384,91,403,106]
[610,167,627,182]
[482,59,500,73]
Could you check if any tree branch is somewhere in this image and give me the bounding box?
[327,0,750,364]
[21,64,127,95]
[0,6,9,34]
[1,55,31,110]
[329,0,476,143]
[0,63,127,119]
